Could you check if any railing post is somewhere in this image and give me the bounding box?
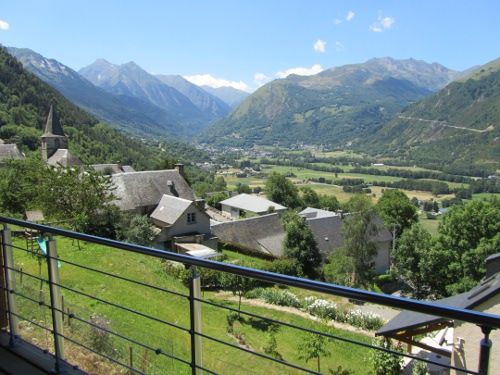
[46,234,65,371]
[189,266,203,375]
[1,224,19,344]
[478,326,492,375]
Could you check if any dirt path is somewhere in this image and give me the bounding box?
[397,115,494,133]
[215,293,375,336]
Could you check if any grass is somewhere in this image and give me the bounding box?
[418,212,442,236]
[10,235,375,375]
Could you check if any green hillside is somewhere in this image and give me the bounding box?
[363,58,500,174]
[0,47,172,169]
[203,58,456,147]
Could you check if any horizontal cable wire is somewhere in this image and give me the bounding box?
[196,297,479,375]
[1,267,189,333]
[9,242,189,299]
[195,331,321,375]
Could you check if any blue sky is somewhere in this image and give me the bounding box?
[1,1,499,92]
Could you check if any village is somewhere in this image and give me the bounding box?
[0,107,498,375]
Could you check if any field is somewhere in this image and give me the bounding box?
[222,163,457,204]
[10,235,375,375]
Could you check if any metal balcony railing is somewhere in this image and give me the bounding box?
[0,216,499,375]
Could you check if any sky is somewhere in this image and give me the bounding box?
[1,1,499,92]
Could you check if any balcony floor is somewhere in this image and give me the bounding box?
[0,331,86,374]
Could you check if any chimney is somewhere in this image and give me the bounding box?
[485,253,500,278]
[195,199,205,211]
[175,163,185,177]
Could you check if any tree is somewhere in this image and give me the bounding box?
[265,172,301,209]
[300,186,321,208]
[236,182,252,194]
[206,191,229,210]
[396,199,500,298]
[221,271,256,317]
[342,195,378,286]
[297,333,331,373]
[282,211,322,279]
[39,166,117,234]
[392,224,433,298]
[0,157,45,215]
[429,198,500,296]
[376,189,418,237]
[323,247,356,286]
[319,194,341,212]
[371,338,403,375]
[117,214,156,246]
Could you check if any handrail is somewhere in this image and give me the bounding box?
[1,216,499,330]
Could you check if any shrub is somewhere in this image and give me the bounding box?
[246,287,302,308]
[412,360,430,375]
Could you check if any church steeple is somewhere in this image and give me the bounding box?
[42,104,66,136]
[41,105,68,161]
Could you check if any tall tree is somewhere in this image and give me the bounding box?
[39,166,117,234]
[265,172,301,209]
[376,189,418,237]
[342,195,378,286]
[282,211,321,279]
[428,198,500,296]
[392,224,433,298]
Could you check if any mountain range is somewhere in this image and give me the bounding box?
[7,48,247,138]
[5,46,498,170]
[362,58,500,172]
[203,58,460,147]
[0,46,170,169]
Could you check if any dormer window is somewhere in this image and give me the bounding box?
[187,212,196,224]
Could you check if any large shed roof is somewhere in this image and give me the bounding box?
[220,193,286,214]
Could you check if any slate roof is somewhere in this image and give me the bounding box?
[376,272,500,336]
[0,144,24,161]
[211,213,285,257]
[220,193,286,214]
[306,215,344,253]
[150,195,193,227]
[299,208,392,254]
[91,164,135,175]
[111,169,195,212]
[42,105,65,137]
[46,149,82,167]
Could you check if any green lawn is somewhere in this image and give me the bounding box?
[10,235,374,374]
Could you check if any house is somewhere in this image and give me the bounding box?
[211,213,285,257]
[219,193,286,219]
[41,105,82,167]
[0,143,24,163]
[299,207,392,273]
[150,195,213,248]
[212,207,392,272]
[111,164,195,214]
[376,254,500,375]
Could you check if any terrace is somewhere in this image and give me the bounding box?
[0,216,499,374]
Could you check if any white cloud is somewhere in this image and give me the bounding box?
[335,41,345,51]
[346,11,355,21]
[254,72,270,87]
[184,74,250,92]
[276,64,323,78]
[369,15,395,32]
[313,39,327,53]
[0,19,10,30]
[334,18,343,25]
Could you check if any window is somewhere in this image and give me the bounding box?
[187,212,196,224]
